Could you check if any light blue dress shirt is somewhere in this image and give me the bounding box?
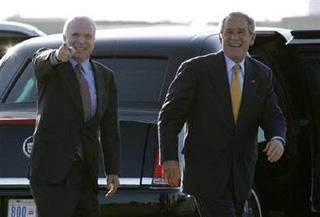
[224,54,245,90]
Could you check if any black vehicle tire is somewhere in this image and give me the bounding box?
[244,189,263,217]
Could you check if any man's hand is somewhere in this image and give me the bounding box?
[163,160,180,187]
[55,43,76,62]
[105,175,120,197]
[263,139,284,163]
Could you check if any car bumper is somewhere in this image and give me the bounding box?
[0,178,197,217]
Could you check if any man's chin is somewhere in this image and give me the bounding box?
[73,54,88,63]
[228,54,245,63]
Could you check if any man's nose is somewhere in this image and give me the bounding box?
[77,35,86,43]
[230,33,239,40]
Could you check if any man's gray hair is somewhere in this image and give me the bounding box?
[219,12,255,34]
[62,16,96,36]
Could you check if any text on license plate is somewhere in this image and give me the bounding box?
[7,199,37,217]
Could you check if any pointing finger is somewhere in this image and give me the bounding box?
[68,46,76,55]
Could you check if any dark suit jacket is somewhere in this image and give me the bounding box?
[158,51,286,201]
[29,49,120,186]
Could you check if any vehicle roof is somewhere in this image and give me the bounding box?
[11,26,221,58]
[22,26,220,43]
[12,26,294,57]
[0,21,45,37]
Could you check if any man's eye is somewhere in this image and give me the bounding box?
[238,29,248,35]
[85,35,92,39]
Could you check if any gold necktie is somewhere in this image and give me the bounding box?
[230,64,242,122]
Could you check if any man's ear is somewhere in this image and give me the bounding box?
[250,33,256,46]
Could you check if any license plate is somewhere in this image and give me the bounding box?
[7,199,37,217]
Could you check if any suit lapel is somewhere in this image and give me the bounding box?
[207,52,234,126]
[237,57,258,123]
[91,61,106,119]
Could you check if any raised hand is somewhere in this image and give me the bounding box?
[55,43,76,62]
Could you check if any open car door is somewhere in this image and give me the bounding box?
[249,29,320,216]
[287,30,320,213]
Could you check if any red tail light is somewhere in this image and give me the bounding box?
[152,147,168,185]
[0,118,35,125]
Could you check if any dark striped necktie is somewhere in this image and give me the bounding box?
[74,64,91,121]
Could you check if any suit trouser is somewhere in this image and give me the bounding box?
[30,159,99,217]
[194,179,245,217]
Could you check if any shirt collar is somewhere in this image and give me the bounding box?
[224,54,246,76]
[70,58,91,73]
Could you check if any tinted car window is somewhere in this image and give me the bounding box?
[0,37,29,57]
[5,63,36,103]
[98,57,168,102]
[4,57,168,104]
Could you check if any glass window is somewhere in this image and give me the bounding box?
[4,57,168,104]
[0,36,27,58]
[5,63,36,103]
[99,57,168,102]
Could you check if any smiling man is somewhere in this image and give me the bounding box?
[29,16,120,217]
[158,12,287,217]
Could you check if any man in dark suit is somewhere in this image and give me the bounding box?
[29,16,120,217]
[158,12,286,217]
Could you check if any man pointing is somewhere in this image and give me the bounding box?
[29,16,121,217]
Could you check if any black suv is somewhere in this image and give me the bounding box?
[0,27,319,217]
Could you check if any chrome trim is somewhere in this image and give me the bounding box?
[141,177,153,185]
[0,178,142,187]
[0,178,30,186]
[98,178,140,187]
[0,177,180,190]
